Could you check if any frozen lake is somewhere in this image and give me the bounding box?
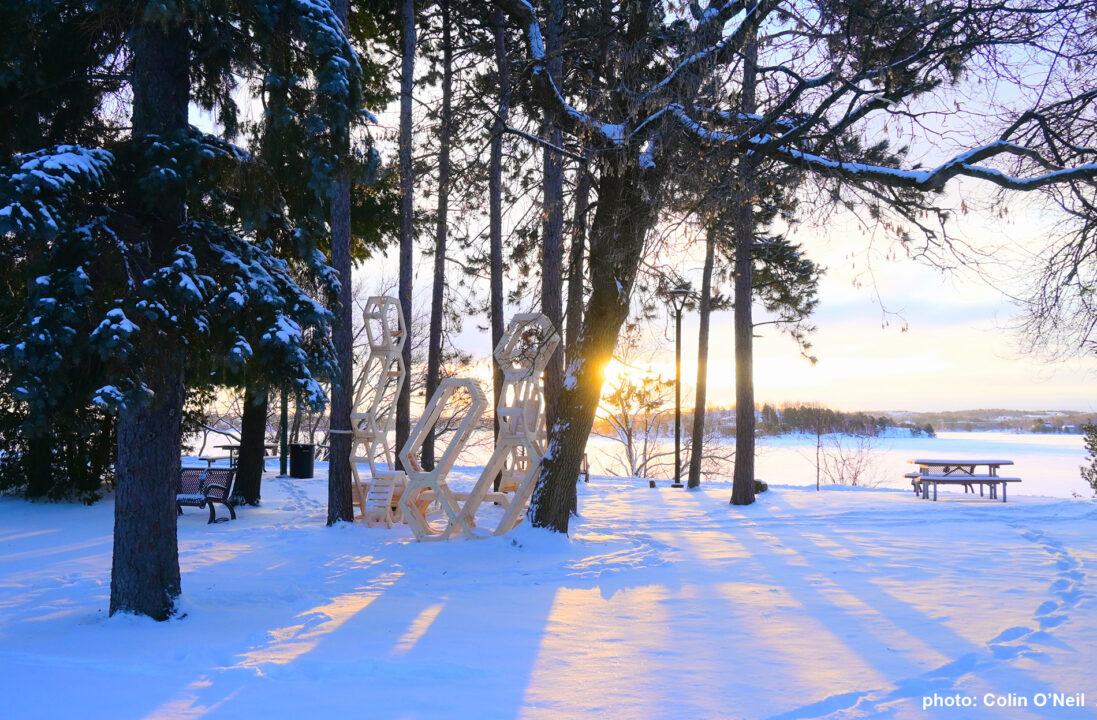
[581,431,1091,499]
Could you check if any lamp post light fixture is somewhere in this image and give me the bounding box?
[668,286,691,489]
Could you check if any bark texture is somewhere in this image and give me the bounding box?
[730,30,759,507]
[687,225,716,489]
[109,18,189,621]
[489,9,509,490]
[235,385,269,505]
[112,341,184,620]
[540,0,565,434]
[326,0,354,524]
[423,0,452,470]
[530,162,660,532]
[395,0,416,465]
[565,165,590,362]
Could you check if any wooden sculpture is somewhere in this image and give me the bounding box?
[397,378,488,541]
[350,296,407,519]
[456,313,559,538]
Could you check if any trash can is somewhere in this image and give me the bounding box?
[289,443,315,479]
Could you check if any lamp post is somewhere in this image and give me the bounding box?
[668,287,691,488]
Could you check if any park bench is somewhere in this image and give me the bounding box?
[177,466,238,523]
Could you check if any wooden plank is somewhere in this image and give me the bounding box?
[909,458,1014,466]
[916,475,1021,482]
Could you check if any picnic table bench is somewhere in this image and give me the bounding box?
[906,459,1021,502]
[199,443,278,468]
[177,466,238,523]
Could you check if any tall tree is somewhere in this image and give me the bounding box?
[540,0,566,433]
[687,226,716,489]
[488,8,510,488]
[328,0,356,524]
[110,10,191,620]
[396,0,417,465]
[423,0,454,470]
[234,383,269,505]
[1,0,362,618]
[0,1,125,503]
[729,26,759,506]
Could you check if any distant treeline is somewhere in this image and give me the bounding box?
[891,408,1095,434]
[759,404,935,438]
[593,400,1092,438]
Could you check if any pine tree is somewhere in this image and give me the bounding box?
[0,0,365,619]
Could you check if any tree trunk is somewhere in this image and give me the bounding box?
[279,387,288,476]
[423,0,452,471]
[530,162,661,532]
[540,0,564,417]
[541,0,567,510]
[489,9,509,490]
[687,224,716,489]
[564,0,609,366]
[24,435,52,498]
[110,17,189,621]
[235,384,268,505]
[326,0,354,525]
[730,29,759,507]
[395,0,416,466]
[112,341,184,620]
[565,165,591,363]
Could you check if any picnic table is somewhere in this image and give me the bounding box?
[905,458,1021,502]
[201,443,279,468]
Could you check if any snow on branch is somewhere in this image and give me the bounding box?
[668,103,1097,193]
[637,1,760,109]
[492,0,624,146]
[0,146,113,238]
[765,140,1097,193]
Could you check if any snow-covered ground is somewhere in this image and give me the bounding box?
[2,448,1096,719]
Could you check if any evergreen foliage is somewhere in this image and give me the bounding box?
[0,0,376,509]
[1082,423,1097,496]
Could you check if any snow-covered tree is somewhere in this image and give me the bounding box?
[0,0,366,620]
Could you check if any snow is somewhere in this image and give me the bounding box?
[600,123,626,144]
[639,139,656,170]
[1,439,1095,719]
[91,308,139,339]
[91,385,125,408]
[562,357,584,390]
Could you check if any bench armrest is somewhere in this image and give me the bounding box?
[203,482,229,497]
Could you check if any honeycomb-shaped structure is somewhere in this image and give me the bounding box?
[350,296,408,517]
[458,313,559,538]
[397,378,487,541]
[363,296,406,354]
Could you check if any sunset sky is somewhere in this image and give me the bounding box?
[378,186,1097,415]
[189,31,1096,415]
[620,195,1097,413]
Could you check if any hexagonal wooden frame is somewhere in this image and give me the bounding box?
[350,296,407,517]
[397,378,487,541]
[457,313,559,538]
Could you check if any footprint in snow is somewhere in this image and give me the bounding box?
[1038,614,1068,630]
[989,626,1030,644]
[1034,600,1059,616]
